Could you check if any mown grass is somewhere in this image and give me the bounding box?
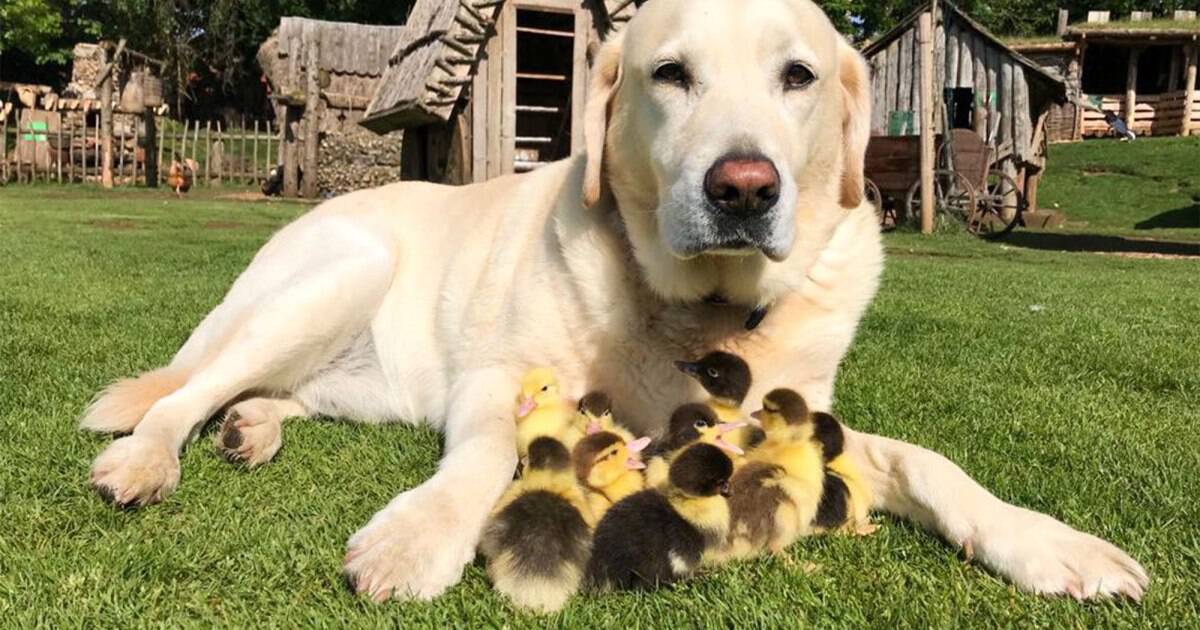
[0,171,1197,627]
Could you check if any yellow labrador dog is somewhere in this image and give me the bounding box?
[84,0,1146,603]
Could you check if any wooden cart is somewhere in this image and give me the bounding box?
[863,128,1024,238]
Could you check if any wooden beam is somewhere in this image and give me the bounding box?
[302,41,321,198]
[100,57,114,189]
[919,13,935,234]
[1056,9,1069,37]
[1125,48,1142,130]
[1183,46,1198,136]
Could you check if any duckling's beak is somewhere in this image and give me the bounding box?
[749,409,763,420]
[713,422,746,456]
[674,360,700,377]
[624,437,652,470]
[516,396,536,419]
[586,420,602,435]
[719,481,732,498]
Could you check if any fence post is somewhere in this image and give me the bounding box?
[205,120,212,185]
[918,12,935,234]
[94,117,100,183]
[68,117,75,182]
[117,124,126,182]
[179,119,188,164]
[101,71,114,189]
[1,110,7,184]
[57,113,63,183]
[265,120,273,171]
[303,42,320,198]
[215,121,224,186]
[192,120,199,166]
[145,111,158,187]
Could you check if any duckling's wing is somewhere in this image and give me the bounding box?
[813,470,850,530]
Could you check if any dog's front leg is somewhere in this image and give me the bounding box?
[344,368,517,601]
[844,428,1148,601]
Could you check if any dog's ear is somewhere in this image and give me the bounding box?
[582,33,625,208]
[836,39,872,209]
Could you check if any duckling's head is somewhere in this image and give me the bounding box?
[674,351,752,407]
[516,367,561,419]
[668,443,734,498]
[526,436,573,474]
[665,403,747,456]
[751,388,810,435]
[573,431,651,488]
[577,391,613,434]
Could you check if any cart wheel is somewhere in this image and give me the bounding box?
[905,170,977,229]
[864,178,892,231]
[971,170,1023,239]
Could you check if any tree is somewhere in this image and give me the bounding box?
[0,0,66,64]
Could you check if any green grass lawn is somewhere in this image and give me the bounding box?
[1,171,1197,626]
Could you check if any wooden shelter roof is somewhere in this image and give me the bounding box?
[1064,19,1200,43]
[361,0,641,133]
[863,1,1068,95]
[275,18,406,77]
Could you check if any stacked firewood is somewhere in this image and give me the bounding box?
[315,133,404,195]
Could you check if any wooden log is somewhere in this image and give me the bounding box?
[145,111,158,187]
[283,106,300,197]
[919,13,935,235]
[100,69,114,188]
[302,43,321,197]
[1183,46,1198,136]
[1125,48,1142,129]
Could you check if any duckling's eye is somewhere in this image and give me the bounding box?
[783,62,816,90]
[541,385,549,392]
[693,420,708,429]
[706,367,720,378]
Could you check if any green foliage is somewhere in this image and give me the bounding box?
[0,0,65,63]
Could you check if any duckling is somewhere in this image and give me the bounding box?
[573,391,636,444]
[514,368,572,458]
[811,411,876,536]
[742,389,826,541]
[480,436,593,613]
[572,431,652,519]
[644,403,747,488]
[675,352,766,450]
[586,443,734,590]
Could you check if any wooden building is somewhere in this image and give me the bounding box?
[257,17,407,196]
[863,2,1068,213]
[1011,10,1200,141]
[360,0,642,184]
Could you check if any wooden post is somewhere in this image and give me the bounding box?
[1183,46,1198,136]
[252,120,260,184]
[68,118,75,182]
[132,118,139,183]
[15,113,24,184]
[204,120,212,185]
[56,113,63,183]
[1125,48,1142,131]
[192,120,199,166]
[93,117,100,183]
[117,124,126,181]
[1056,9,1069,36]
[215,121,223,186]
[918,13,935,234]
[179,119,188,163]
[265,120,273,170]
[145,111,158,186]
[1074,42,1088,141]
[302,44,321,198]
[283,107,300,197]
[100,71,114,188]
[1,111,7,183]
[240,115,249,185]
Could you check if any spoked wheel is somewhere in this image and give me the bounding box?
[971,170,1024,239]
[905,170,978,229]
[864,178,894,231]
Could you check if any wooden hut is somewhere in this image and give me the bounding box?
[360,0,642,184]
[862,1,1068,215]
[257,18,407,197]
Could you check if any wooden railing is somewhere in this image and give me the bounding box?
[1081,90,1198,137]
[0,112,280,187]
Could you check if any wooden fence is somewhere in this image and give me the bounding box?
[1082,90,1200,137]
[1,111,281,187]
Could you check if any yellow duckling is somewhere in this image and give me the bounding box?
[573,391,636,444]
[675,352,766,451]
[644,403,748,488]
[572,431,652,519]
[514,368,573,458]
[741,389,826,542]
[481,437,593,613]
[811,411,876,536]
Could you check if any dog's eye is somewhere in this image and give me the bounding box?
[783,62,816,89]
[653,62,690,88]
[706,367,719,378]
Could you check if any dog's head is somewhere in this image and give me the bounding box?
[583,0,871,307]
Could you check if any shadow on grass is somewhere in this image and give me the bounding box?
[1005,231,1200,256]
[1134,204,1199,231]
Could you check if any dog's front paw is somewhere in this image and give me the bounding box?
[966,506,1148,601]
[343,490,477,602]
[90,434,180,507]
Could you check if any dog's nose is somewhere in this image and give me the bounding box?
[703,154,780,216]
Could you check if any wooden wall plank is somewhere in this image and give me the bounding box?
[897,31,913,119]
[945,23,960,88]
[958,29,974,89]
[500,0,517,175]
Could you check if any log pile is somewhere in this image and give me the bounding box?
[315,130,404,194]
